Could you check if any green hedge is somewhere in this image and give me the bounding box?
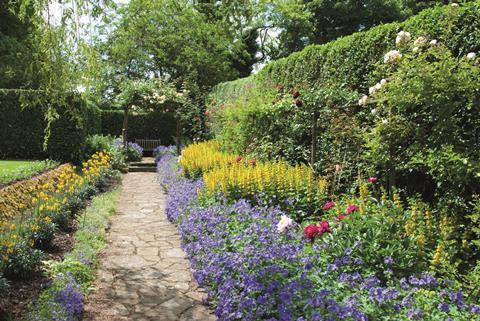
[100,110,176,145]
[0,92,100,162]
[211,1,480,101]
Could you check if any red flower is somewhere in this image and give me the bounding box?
[295,98,304,107]
[346,204,359,215]
[318,221,331,234]
[249,158,257,166]
[292,90,300,99]
[235,156,242,163]
[322,201,335,210]
[368,177,377,183]
[304,224,319,242]
[334,213,345,224]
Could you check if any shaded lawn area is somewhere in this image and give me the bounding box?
[0,160,59,187]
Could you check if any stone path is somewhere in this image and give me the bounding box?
[84,171,215,321]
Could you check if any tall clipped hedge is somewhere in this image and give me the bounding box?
[100,110,176,145]
[0,92,100,162]
[211,1,480,101]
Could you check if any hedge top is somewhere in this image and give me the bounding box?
[211,1,480,102]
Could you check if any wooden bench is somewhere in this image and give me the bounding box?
[134,139,162,152]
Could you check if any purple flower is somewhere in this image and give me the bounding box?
[384,256,394,265]
[438,302,449,312]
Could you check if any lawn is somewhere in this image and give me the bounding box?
[0,160,59,186]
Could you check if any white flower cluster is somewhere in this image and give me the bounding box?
[359,79,387,106]
[395,31,411,45]
[467,52,477,60]
[451,3,459,8]
[384,50,402,64]
[277,215,293,233]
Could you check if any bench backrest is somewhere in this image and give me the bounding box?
[134,139,162,152]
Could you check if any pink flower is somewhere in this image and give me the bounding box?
[368,177,377,183]
[346,204,359,215]
[277,215,293,233]
[318,221,331,234]
[304,224,319,242]
[322,201,335,210]
[249,159,257,166]
[235,156,242,163]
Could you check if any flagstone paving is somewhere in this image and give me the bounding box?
[84,171,215,321]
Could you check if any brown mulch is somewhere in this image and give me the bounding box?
[0,177,121,321]
[0,227,77,321]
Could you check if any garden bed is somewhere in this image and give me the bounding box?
[0,152,120,320]
[157,143,480,321]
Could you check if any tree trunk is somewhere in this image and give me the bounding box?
[122,106,129,150]
[311,111,319,167]
[176,119,181,155]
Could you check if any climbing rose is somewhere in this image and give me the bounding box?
[414,36,428,47]
[358,95,368,106]
[467,52,477,60]
[336,213,345,222]
[346,204,359,215]
[323,201,335,210]
[380,78,387,85]
[384,50,402,64]
[395,31,411,45]
[368,177,377,183]
[277,215,294,233]
[304,224,319,242]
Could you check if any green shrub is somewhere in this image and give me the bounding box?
[42,258,94,290]
[1,239,42,279]
[28,217,57,250]
[83,134,127,171]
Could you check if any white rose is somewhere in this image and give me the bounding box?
[451,3,459,8]
[380,79,388,85]
[358,95,368,106]
[371,108,377,115]
[412,47,419,52]
[467,52,477,59]
[382,118,388,124]
[384,50,402,64]
[414,36,428,47]
[277,215,294,233]
[430,39,438,45]
[395,31,411,45]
